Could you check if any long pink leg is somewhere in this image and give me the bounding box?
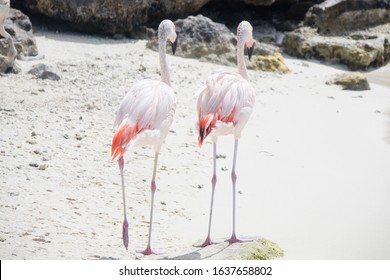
[227,139,252,244]
[119,156,129,250]
[196,143,218,247]
[137,152,160,255]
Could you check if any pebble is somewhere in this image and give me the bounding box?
[29,163,38,167]
[38,164,48,170]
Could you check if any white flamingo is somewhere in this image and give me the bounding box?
[196,21,256,247]
[111,19,177,255]
[0,0,17,73]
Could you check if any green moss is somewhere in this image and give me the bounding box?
[248,53,289,74]
[330,72,370,91]
[239,238,284,260]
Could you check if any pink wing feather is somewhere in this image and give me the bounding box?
[196,70,255,146]
[112,79,176,160]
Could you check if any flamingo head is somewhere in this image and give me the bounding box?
[159,19,178,55]
[238,21,255,61]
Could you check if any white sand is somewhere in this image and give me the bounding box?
[1,30,389,260]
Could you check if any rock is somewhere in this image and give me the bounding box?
[147,15,236,65]
[27,64,61,80]
[175,237,284,260]
[14,0,210,35]
[0,8,38,58]
[327,72,371,91]
[305,0,390,34]
[0,55,21,73]
[283,25,390,70]
[248,52,290,73]
[241,0,278,6]
[284,0,390,69]
[147,15,283,67]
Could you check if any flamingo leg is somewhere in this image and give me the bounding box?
[196,143,218,247]
[119,156,129,250]
[137,152,160,255]
[227,139,252,244]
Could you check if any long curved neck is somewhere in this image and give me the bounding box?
[158,35,171,86]
[237,37,248,80]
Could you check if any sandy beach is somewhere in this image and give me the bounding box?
[1,29,390,260]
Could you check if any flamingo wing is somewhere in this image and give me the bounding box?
[196,71,255,146]
[112,79,176,159]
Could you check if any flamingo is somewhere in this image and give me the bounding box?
[111,19,177,255]
[0,0,17,73]
[195,21,256,247]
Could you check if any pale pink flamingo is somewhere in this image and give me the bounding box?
[111,19,177,255]
[0,0,17,73]
[196,21,255,247]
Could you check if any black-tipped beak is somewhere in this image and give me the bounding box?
[247,43,254,61]
[5,66,13,74]
[171,37,178,55]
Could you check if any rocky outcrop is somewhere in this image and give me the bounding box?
[247,51,289,73]
[284,25,390,70]
[284,0,390,70]
[27,64,61,81]
[305,0,390,34]
[326,72,370,91]
[241,0,277,5]
[0,55,20,74]
[13,0,210,35]
[147,15,237,65]
[147,15,286,71]
[0,8,38,58]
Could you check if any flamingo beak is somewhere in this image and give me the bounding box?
[247,43,254,61]
[171,37,177,55]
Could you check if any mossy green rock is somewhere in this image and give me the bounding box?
[248,53,289,74]
[327,72,370,91]
[239,238,284,260]
[175,237,284,260]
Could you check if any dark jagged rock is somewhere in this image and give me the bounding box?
[284,0,390,70]
[284,25,390,70]
[147,15,237,65]
[13,0,211,35]
[0,8,38,58]
[0,55,21,74]
[147,14,287,72]
[27,63,61,81]
[305,0,390,34]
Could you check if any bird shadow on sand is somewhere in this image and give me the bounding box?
[161,241,233,260]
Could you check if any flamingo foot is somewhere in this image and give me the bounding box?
[122,219,129,250]
[226,234,252,244]
[136,245,162,255]
[194,236,218,248]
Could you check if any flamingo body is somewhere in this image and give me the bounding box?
[197,70,255,146]
[112,79,176,159]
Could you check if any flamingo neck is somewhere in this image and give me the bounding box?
[158,36,171,86]
[237,39,248,80]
